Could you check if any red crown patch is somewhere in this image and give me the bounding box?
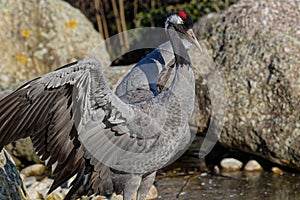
[177,10,187,19]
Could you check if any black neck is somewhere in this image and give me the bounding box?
[166,25,191,65]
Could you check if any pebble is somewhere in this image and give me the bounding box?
[220,158,243,171]
[145,185,158,200]
[90,196,107,200]
[244,160,263,172]
[271,167,284,175]
[20,163,47,177]
[46,192,64,200]
[27,190,44,200]
[110,194,124,200]
[213,165,220,174]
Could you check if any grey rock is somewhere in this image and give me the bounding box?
[0,0,110,89]
[193,0,300,169]
[0,149,29,200]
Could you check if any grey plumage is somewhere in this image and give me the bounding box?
[66,39,193,199]
[0,11,200,200]
[115,39,192,102]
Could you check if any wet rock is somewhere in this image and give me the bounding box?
[244,160,263,172]
[220,158,243,171]
[0,0,110,89]
[193,0,300,170]
[271,167,284,175]
[0,149,29,200]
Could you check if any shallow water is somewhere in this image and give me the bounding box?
[156,168,300,200]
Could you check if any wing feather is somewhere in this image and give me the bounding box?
[0,61,87,192]
[0,58,136,194]
[0,57,179,196]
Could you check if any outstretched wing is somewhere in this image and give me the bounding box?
[0,60,85,191]
[0,58,149,192]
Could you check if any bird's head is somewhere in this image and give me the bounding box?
[165,11,202,52]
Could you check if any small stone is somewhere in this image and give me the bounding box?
[46,191,64,200]
[21,164,47,177]
[213,165,220,174]
[28,191,44,200]
[271,167,284,175]
[110,194,123,200]
[23,176,37,188]
[90,196,107,200]
[146,185,158,200]
[244,160,263,172]
[220,158,243,171]
[28,181,50,193]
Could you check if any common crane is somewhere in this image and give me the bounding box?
[0,11,201,200]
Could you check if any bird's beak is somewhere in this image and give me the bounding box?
[186,28,203,53]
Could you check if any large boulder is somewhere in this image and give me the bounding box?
[193,0,300,169]
[0,0,110,88]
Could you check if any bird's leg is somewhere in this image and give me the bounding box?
[123,175,142,200]
[136,172,156,200]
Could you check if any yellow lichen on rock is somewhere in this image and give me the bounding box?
[64,20,78,29]
[21,29,31,38]
[15,54,28,65]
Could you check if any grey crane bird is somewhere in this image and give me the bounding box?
[0,11,201,200]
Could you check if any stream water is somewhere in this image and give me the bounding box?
[155,136,300,200]
[156,171,300,200]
